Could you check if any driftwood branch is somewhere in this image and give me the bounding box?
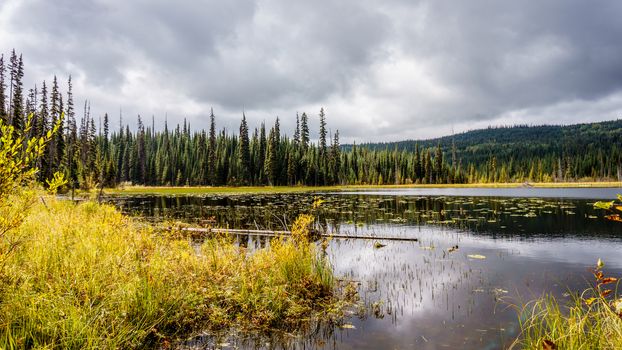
[174,227,419,242]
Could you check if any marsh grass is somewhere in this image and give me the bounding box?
[512,265,622,349]
[0,194,341,349]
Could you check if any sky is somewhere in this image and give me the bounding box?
[1,0,622,142]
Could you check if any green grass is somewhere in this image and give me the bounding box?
[513,271,622,349]
[0,193,341,349]
[104,182,622,196]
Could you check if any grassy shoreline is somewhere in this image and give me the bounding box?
[514,262,622,349]
[0,194,343,349]
[105,181,622,196]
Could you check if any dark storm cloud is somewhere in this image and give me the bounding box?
[394,0,622,122]
[1,0,621,141]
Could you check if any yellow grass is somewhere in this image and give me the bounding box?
[0,193,340,349]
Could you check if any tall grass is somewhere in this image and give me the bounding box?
[513,265,622,349]
[0,194,339,349]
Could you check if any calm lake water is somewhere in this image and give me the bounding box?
[109,187,622,349]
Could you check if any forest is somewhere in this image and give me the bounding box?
[2,50,621,190]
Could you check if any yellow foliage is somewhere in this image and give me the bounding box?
[0,114,61,196]
[0,196,338,349]
[291,213,314,244]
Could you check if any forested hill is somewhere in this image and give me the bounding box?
[345,120,622,180]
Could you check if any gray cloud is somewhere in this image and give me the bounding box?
[1,0,621,141]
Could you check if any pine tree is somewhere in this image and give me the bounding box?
[265,127,277,185]
[0,54,6,123]
[66,76,78,190]
[293,113,300,146]
[274,117,280,142]
[36,82,49,181]
[136,115,146,184]
[239,113,251,184]
[330,130,341,184]
[208,108,216,185]
[7,50,16,123]
[319,108,327,155]
[25,87,36,137]
[425,149,432,184]
[48,76,64,174]
[10,53,24,131]
[286,150,296,185]
[258,122,266,183]
[414,143,421,182]
[103,113,109,154]
[451,136,457,177]
[434,144,443,183]
[300,112,309,150]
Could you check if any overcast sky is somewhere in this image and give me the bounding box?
[1,0,621,142]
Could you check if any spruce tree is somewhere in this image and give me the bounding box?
[293,113,300,146]
[300,112,309,150]
[258,122,266,182]
[7,50,16,123]
[434,144,443,183]
[136,115,146,184]
[37,82,49,181]
[103,113,109,154]
[208,108,216,185]
[330,130,341,184]
[10,53,24,131]
[0,54,6,123]
[425,149,432,184]
[414,143,421,182]
[238,113,251,184]
[265,127,277,185]
[319,108,327,155]
[66,76,78,190]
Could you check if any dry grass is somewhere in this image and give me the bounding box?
[0,193,340,349]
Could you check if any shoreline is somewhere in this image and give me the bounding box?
[104,182,622,196]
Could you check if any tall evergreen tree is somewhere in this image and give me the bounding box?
[300,112,310,150]
[414,143,421,182]
[265,127,277,185]
[208,108,216,185]
[330,130,341,184]
[136,115,146,184]
[0,54,6,123]
[258,122,266,183]
[7,50,16,123]
[319,108,327,155]
[293,113,300,146]
[434,143,443,183]
[65,76,78,190]
[103,113,109,154]
[239,113,251,184]
[10,53,24,130]
[36,81,49,181]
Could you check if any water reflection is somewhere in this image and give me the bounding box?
[107,191,622,349]
[112,194,620,239]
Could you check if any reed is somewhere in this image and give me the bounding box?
[513,261,622,349]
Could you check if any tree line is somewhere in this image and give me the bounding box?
[1,50,620,190]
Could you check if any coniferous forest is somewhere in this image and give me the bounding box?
[2,50,621,190]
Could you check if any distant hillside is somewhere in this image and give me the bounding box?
[344,119,622,180]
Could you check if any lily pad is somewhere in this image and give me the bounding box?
[467,254,486,259]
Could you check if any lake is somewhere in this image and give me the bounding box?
[109,187,622,349]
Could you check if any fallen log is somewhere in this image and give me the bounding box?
[176,227,419,242]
